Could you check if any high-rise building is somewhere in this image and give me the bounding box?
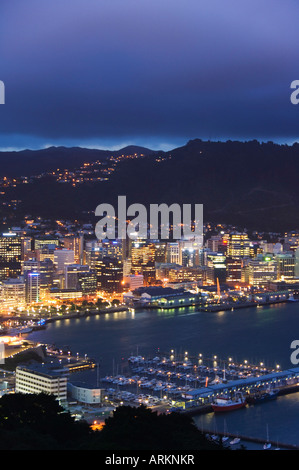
[96,257,123,293]
[276,253,295,280]
[39,259,54,292]
[0,233,22,280]
[206,252,226,284]
[245,255,277,287]
[26,272,40,303]
[63,235,84,264]
[0,277,26,311]
[54,249,75,274]
[227,232,251,259]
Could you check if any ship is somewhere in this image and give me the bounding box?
[247,387,279,405]
[212,392,246,412]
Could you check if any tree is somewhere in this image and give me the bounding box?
[0,393,91,450]
[83,405,223,450]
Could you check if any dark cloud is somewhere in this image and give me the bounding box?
[0,0,299,149]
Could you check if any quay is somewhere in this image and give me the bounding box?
[201,429,299,450]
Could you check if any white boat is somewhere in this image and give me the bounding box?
[229,437,240,445]
[263,424,271,449]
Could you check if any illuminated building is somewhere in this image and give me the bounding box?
[16,364,68,402]
[123,274,144,290]
[284,232,299,252]
[227,232,251,259]
[34,238,60,251]
[226,258,243,283]
[26,272,40,303]
[275,253,295,280]
[131,240,156,284]
[96,257,123,293]
[39,259,54,291]
[54,248,75,274]
[246,255,277,287]
[206,252,226,284]
[68,382,102,404]
[166,242,181,265]
[63,235,84,264]
[0,277,26,311]
[65,264,97,294]
[21,236,33,261]
[0,233,22,280]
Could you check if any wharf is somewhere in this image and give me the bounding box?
[201,429,299,450]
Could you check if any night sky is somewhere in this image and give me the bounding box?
[0,0,299,151]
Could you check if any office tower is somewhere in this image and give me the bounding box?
[131,241,156,285]
[206,252,227,284]
[34,237,60,251]
[276,253,295,280]
[246,255,277,287]
[96,257,123,293]
[227,232,251,259]
[284,232,299,251]
[22,258,39,276]
[0,277,26,311]
[0,233,22,280]
[65,264,89,289]
[166,242,182,265]
[226,258,243,283]
[26,272,40,303]
[21,236,33,261]
[54,248,75,274]
[63,235,84,264]
[153,242,167,263]
[39,258,54,287]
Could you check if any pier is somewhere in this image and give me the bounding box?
[201,429,299,450]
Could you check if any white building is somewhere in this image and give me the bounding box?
[68,382,102,404]
[15,364,68,402]
[123,274,144,290]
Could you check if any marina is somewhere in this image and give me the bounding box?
[26,301,299,447]
[97,351,299,415]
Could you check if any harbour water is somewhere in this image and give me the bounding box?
[27,302,299,449]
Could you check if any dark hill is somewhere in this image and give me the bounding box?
[1,139,299,232]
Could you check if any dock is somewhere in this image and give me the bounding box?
[201,428,299,450]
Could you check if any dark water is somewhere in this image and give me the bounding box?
[27,302,299,448]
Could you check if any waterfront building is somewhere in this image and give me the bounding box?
[206,252,226,284]
[123,286,201,308]
[96,257,123,293]
[123,274,144,290]
[15,364,68,402]
[68,382,102,404]
[0,277,26,311]
[246,255,277,287]
[226,258,243,284]
[276,252,295,280]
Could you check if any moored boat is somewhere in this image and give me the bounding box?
[212,392,246,412]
